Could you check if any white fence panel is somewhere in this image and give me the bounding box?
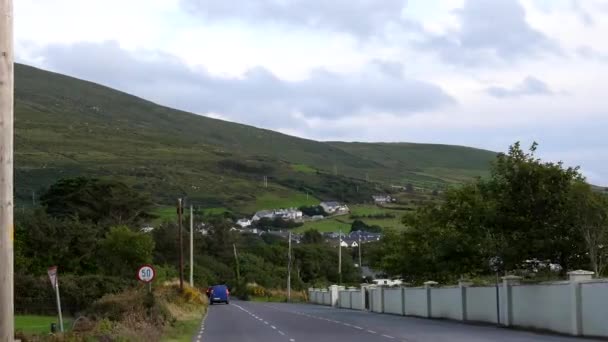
[383,288,403,315]
[581,282,608,337]
[466,287,500,324]
[322,291,331,306]
[511,284,571,334]
[430,287,461,320]
[404,288,427,317]
[371,288,383,313]
[339,291,351,309]
[351,291,363,310]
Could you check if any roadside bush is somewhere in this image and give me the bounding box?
[15,274,134,315]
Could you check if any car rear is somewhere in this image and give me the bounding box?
[209,285,229,304]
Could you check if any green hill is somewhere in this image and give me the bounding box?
[14,63,497,213]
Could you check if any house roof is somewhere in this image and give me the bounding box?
[321,201,341,207]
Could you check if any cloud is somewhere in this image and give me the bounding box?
[577,46,608,63]
[179,0,416,37]
[29,41,454,128]
[416,0,559,66]
[485,76,554,98]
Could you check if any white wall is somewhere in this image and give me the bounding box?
[371,288,383,313]
[322,291,331,306]
[581,282,608,337]
[465,287,500,324]
[351,292,364,310]
[404,288,427,317]
[383,288,403,315]
[431,287,461,320]
[339,291,351,309]
[511,284,571,334]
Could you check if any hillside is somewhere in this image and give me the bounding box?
[14,63,497,213]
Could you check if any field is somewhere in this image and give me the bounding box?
[15,315,72,334]
[294,204,408,233]
[14,63,497,211]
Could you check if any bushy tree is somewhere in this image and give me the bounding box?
[97,226,155,277]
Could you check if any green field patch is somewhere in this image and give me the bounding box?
[15,315,72,334]
[291,163,316,174]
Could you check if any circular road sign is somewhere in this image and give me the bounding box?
[137,264,156,283]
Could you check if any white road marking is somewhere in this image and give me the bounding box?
[278,331,286,336]
[382,334,395,339]
[368,330,377,334]
[354,326,363,330]
[264,321,269,325]
[271,325,277,330]
[290,339,295,342]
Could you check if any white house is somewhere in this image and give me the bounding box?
[252,208,302,221]
[252,210,274,221]
[372,195,393,204]
[236,219,252,228]
[339,239,359,248]
[320,201,349,214]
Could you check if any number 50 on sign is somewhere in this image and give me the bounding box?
[137,265,156,283]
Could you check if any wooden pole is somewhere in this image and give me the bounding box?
[189,205,194,287]
[233,244,240,283]
[287,231,292,302]
[0,0,14,339]
[338,229,342,285]
[177,199,184,290]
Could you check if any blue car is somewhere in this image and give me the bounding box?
[209,284,230,305]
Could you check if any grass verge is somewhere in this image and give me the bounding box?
[15,315,73,334]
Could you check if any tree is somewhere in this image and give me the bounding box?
[570,183,608,275]
[41,177,155,227]
[301,229,323,244]
[97,226,155,277]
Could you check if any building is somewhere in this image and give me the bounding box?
[252,208,303,221]
[372,195,393,205]
[320,201,349,214]
[236,219,252,228]
[252,210,274,221]
[340,239,359,248]
[372,279,404,286]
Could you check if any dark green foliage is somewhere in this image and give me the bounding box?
[251,217,303,229]
[40,177,155,226]
[350,220,382,233]
[97,226,155,277]
[301,230,323,244]
[299,205,327,217]
[374,143,604,283]
[15,274,133,315]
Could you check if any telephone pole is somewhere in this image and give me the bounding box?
[287,231,292,302]
[338,229,342,285]
[189,205,194,287]
[358,233,362,270]
[233,244,241,283]
[0,0,14,339]
[177,198,184,291]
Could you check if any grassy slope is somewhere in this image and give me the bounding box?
[14,64,496,213]
[293,204,408,233]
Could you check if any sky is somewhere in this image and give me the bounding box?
[14,0,608,185]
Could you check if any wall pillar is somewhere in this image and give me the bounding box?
[401,286,407,316]
[424,281,438,318]
[501,275,521,326]
[380,286,385,313]
[458,279,473,321]
[568,270,594,335]
[329,285,345,307]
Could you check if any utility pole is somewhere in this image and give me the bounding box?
[189,205,194,287]
[0,0,14,339]
[233,244,241,283]
[358,233,362,270]
[177,198,184,291]
[366,173,369,182]
[338,229,342,285]
[287,231,292,302]
[32,190,36,206]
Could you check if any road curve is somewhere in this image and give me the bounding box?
[197,301,599,342]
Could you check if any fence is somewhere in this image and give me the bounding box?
[308,270,608,339]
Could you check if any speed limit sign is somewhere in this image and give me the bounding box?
[137,265,156,283]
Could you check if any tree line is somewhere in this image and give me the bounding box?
[369,143,608,283]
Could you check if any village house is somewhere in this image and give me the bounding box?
[320,201,349,214]
[372,195,393,205]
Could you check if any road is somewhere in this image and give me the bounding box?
[196,301,599,342]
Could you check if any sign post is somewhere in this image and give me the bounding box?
[137,264,156,293]
[47,266,64,333]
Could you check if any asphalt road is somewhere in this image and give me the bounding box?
[196,301,601,342]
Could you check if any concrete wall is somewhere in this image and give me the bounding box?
[581,282,608,337]
[511,284,572,334]
[466,286,501,324]
[404,288,427,317]
[371,288,383,313]
[339,291,351,309]
[431,287,461,320]
[322,291,331,306]
[383,288,403,315]
[351,291,364,310]
[308,278,608,339]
